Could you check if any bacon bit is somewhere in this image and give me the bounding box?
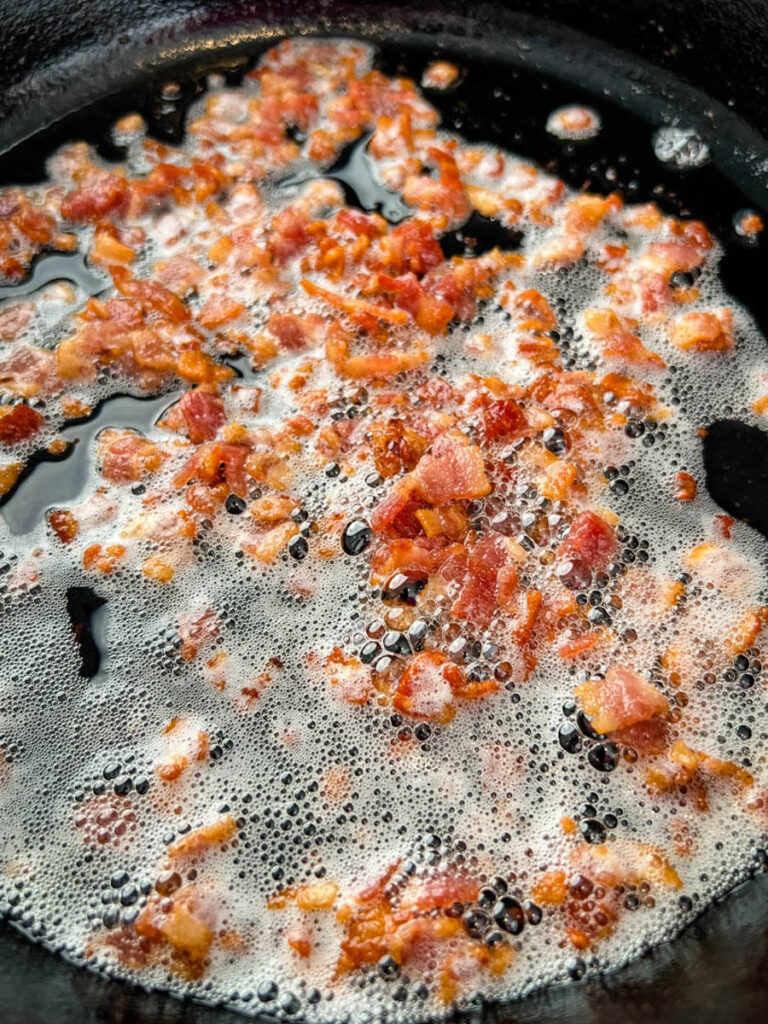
[402,147,471,230]
[91,230,136,267]
[412,430,491,505]
[480,397,527,443]
[647,740,753,806]
[174,390,226,444]
[61,170,129,222]
[249,493,298,524]
[576,665,669,734]
[422,61,460,90]
[736,212,763,236]
[361,272,454,335]
[335,865,480,979]
[167,815,238,859]
[98,429,166,482]
[241,521,300,563]
[556,510,617,578]
[393,652,459,723]
[674,471,697,502]
[82,543,126,574]
[713,513,735,540]
[0,302,34,341]
[0,462,22,496]
[49,509,80,545]
[142,555,175,583]
[301,278,408,326]
[414,504,468,540]
[156,754,188,782]
[531,869,567,905]
[325,328,428,379]
[324,647,371,705]
[287,928,312,958]
[296,882,339,911]
[0,403,45,444]
[539,459,579,502]
[728,606,768,655]
[134,887,213,972]
[197,295,246,329]
[558,629,604,660]
[668,309,734,352]
[584,308,666,369]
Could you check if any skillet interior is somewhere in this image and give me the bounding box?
[1,2,768,1021]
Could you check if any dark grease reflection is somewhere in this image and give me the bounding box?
[0,252,107,300]
[702,419,768,537]
[66,585,107,679]
[0,391,178,535]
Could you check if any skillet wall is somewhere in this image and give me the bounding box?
[1,2,768,1023]
[2,0,768,140]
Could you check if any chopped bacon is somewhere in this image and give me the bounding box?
[575,665,669,734]
[392,652,459,723]
[668,310,734,353]
[584,308,666,369]
[480,397,527,443]
[0,303,34,341]
[556,510,616,580]
[674,471,697,502]
[98,429,165,482]
[173,442,250,496]
[374,220,444,277]
[421,61,460,90]
[178,608,220,662]
[61,171,129,222]
[412,430,491,505]
[167,815,237,859]
[370,480,427,537]
[0,403,44,444]
[175,391,226,444]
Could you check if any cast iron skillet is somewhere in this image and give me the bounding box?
[1,2,768,1022]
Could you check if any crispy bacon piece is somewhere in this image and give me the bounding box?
[575,665,669,734]
[0,403,44,444]
[61,170,129,222]
[584,308,666,369]
[556,510,617,582]
[392,651,497,722]
[98,429,165,483]
[480,397,527,443]
[412,430,491,505]
[167,816,238,859]
[674,471,697,502]
[175,391,226,444]
[668,310,733,352]
[173,442,250,496]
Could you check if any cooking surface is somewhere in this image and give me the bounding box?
[1,4,768,1023]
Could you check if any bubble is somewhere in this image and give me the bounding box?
[652,125,711,168]
[546,106,602,141]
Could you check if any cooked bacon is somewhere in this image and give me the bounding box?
[575,665,669,734]
[0,403,44,444]
[392,651,461,723]
[61,171,129,222]
[98,429,165,482]
[175,391,226,444]
[668,310,733,352]
[584,308,666,369]
[556,510,617,579]
[412,430,491,505]
[673,471,697,502]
